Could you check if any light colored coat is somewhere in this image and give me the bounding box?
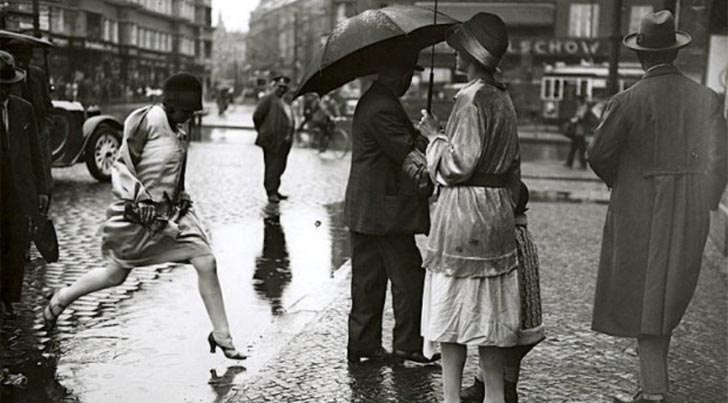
[588,65,728,337]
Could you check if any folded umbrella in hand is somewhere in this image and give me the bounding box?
[34,218,59,263]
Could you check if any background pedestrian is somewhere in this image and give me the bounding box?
[253,75,294,203]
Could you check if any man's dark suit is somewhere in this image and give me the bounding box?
[17,64,54,190]
[253,92,294,197]
[1,95,48,304]
[345,82,430,356]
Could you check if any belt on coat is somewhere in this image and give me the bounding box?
[457,171,509,188]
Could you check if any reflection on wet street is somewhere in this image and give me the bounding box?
[254,205,291,316]
[0,129,351,403]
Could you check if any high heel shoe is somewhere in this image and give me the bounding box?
[207,332,247,360]
[42,290,67,332]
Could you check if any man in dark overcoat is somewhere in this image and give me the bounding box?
[5,39,54,193]
[588,11,728,403]
[344,47,438,364]
[253,76,294,204]
[0,51,49,315]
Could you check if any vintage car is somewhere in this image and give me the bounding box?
[49,101,123,182]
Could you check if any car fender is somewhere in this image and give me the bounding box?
[78,115,124,163]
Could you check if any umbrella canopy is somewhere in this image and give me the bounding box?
[0,30,55,48]
[294,5,458,98]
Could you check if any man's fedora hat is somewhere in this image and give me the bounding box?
[623,10,691,51]
[0,50,26,85]
[446,12,509,71]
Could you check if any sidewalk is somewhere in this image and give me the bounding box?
[222,202,728,403]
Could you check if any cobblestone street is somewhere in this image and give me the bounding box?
[224,202,728,403]
[0,127,725,403]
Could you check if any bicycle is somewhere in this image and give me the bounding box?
[296,116,351,159]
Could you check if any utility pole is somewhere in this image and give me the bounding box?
[32,0,40,37]
[607,0,623,95]
[293,12,298,83]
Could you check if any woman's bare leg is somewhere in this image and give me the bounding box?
[479,346,506,403]
[53,263,130,309]
[441,342,467,403]
[189,254,231,336]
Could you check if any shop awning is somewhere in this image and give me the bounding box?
[414,2,555,26]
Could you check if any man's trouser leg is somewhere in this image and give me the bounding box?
[565,139,577,167]
[276,141,292,186]
[638,334,671,396]
[381,234,425,353]
[576,136,587,167]
[263,142,292,197]
[0,211,29,304]
[348,232,387,354]
[263,148,283,196]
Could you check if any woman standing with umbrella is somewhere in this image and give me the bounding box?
[418,13,521,403]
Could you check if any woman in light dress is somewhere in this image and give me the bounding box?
[418,13,522,403]
[42,73,245,360]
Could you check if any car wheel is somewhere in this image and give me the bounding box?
[85,124,121,182]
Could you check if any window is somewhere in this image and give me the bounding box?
[51,7,65,34]
[87,12,103,40]
[629,5,654,33]
[128,24,138,46]
[103,19,119,43]
[569,3,600,38]
[541,77,564,101]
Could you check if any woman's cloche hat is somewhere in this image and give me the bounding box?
[446,12,509,71]
[623,10,691,52]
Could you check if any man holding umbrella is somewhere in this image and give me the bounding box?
[292,4,456,364]
[345,45,438,364]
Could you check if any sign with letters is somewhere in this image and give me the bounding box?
[509,38,608,58]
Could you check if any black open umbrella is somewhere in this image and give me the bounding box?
[294,5,458,99]
[0,30,55,47]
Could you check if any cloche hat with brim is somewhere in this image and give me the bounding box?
[446,12,509,71]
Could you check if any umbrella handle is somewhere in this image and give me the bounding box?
[426,0,438,113]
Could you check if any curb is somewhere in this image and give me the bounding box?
[200,123,255,131]
[234,260,352,380]
[529,189,609,204]
[523,174,601,183]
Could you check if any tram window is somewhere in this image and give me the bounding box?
[579,80,589,98]
[554,79,562,100]
[541,78,553,100]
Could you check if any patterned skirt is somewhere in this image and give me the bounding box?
[514,224,545,346]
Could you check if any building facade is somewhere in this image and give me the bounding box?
[1,0,214,104]
[245,0,723,123]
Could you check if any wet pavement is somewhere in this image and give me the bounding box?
[1,128,350,402]
[225,202,728,403]
[0,125,724,402]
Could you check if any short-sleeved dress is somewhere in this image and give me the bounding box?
[100,105,212,268]
[422,78,521,350]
